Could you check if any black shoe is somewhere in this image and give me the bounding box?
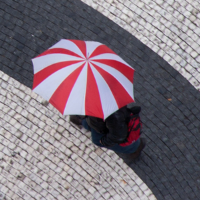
[70,115,82,126]
[130,138,146,159]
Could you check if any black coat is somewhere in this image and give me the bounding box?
[86,106,130,146]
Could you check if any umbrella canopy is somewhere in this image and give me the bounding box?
[32,39,135,119]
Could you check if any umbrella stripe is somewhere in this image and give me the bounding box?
[49,64,85,114]
[32,54,83,74]
[91,53,132,68]
[93,64,134,109]
[63,64,88,116]
[70,40,87,58]
[32,60,83,89]
[36,48,83,58]
[85,63,104,118]
[85,41,103,58]
[49,39,86,58]
[89,44,116,58]
[90,64,119,119]
[91,59,134,82]
[33,62,84,101]
[91,61,134,98]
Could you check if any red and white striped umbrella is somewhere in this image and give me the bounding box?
[32,39,135,119]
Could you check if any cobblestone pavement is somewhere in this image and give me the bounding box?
[0,71,155,200]
[0,0,200,200]
[82,0,200,90]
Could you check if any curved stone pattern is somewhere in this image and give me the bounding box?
[81,0,200,90]
[1,0,200,199]
[0,71,156,200]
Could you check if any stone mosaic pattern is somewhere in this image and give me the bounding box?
[0,71,156,200]
[1,0,200,199]
[80,0,200,90]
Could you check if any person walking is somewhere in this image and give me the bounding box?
[70,106,145,159]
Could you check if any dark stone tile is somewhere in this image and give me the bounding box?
[1,0,200,199]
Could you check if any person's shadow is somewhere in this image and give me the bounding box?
[1,0,200,199]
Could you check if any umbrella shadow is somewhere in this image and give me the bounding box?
[1,0,200,199]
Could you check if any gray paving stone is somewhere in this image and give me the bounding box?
[1,0,200,199]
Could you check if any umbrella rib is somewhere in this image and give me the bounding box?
[91,59,134,83]
[36,48,84,58]
[49,63,85,114]
[84,63,104,118]
[33,60,84,89]
[91,63,134,108]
